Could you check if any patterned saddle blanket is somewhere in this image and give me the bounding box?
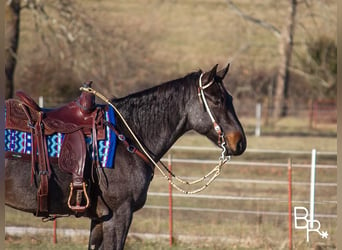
[5,105,117,168]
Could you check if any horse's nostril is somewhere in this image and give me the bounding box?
[237,137,247,155]
[226,131,241,153]
[225,131,246,155]
[237,139,243,152]
[235,139,241,152]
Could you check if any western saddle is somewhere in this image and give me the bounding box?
[5,81,107,216]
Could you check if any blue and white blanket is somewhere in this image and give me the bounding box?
[5,105,117,168]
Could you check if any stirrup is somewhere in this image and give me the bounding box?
[67,182,90,213]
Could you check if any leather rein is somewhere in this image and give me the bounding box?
[81,74,230,194]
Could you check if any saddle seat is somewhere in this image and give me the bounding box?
[14,83,104,137]
[5,81,106,216]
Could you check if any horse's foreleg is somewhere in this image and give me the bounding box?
[103,202,133,250]
[89,219,104,249]
[89,201,133,250]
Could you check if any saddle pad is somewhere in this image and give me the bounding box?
[5,105,117,168]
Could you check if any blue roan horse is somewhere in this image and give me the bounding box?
[5,63,246,249]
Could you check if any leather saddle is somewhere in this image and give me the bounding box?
[5,81,106,216]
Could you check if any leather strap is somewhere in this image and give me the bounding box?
[35,113,50,214]
[104,121,151,165]
[92,111,100,168]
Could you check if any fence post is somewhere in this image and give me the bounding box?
[255,103,261,137]
[310,149,317,229]
[39,96,44,107]
[168,154,173,246]
[288,158,292,250]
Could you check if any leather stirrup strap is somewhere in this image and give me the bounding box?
[35,113,49,214]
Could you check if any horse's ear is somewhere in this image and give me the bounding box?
[216,63,230,80]
[202,64,218,84]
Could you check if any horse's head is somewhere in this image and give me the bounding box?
[187,63,246,156]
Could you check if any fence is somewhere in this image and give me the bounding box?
[6,142,337,245]
[5,146,336,248]
[142,146,337,248]
[310,99,337,125]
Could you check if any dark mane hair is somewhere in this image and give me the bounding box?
[113,70,202,103]
[111,70,202,153]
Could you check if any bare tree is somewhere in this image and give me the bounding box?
[226,0,297,119]
[5,0,158,102]
[5,0,21,99]
[273,0,297,118]
[4,0,108,100]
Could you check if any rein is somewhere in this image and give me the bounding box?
[80,76,230,194]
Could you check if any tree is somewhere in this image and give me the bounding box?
[226,0,297,119]
[5,0,21,99]
[297,35,337,99]
[273,0,297,118]
[4,0,111,101]
[5,0,158,102]
[5,0,89,99]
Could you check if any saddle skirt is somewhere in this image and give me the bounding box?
[5,103,117,168]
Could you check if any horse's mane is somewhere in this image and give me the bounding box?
[112,70,202,143]
[113,70,202,103]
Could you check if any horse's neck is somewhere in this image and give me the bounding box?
[115,79,195,160]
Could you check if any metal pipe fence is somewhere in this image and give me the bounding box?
[144,146,337,247]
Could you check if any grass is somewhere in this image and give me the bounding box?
[5,235,268,250]
[239,115,337,138]
[5,121,337,249]
[5,235,88,250]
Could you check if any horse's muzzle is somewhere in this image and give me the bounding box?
[225,131,246,156]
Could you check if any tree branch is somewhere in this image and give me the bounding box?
[288,66,335,88]
[226,0,281,38]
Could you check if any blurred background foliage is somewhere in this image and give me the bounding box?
[5,0,336,115]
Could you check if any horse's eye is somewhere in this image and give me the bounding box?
[215,96,225,106]
[210,97,222,107]
[220,96,225,103]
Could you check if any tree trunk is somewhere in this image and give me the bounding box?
[5,0,21,99]
[273,0,297,119]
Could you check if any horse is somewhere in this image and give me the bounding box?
[5,62,247,249]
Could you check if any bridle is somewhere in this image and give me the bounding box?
[81,74,231,194]
[197,73,230,162]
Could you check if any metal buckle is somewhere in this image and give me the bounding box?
[39,170,49,175]
[118,134,125,141]
[27,121,35,129]
[127,145,136,153]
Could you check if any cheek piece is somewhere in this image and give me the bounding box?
[197,73,230,162]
